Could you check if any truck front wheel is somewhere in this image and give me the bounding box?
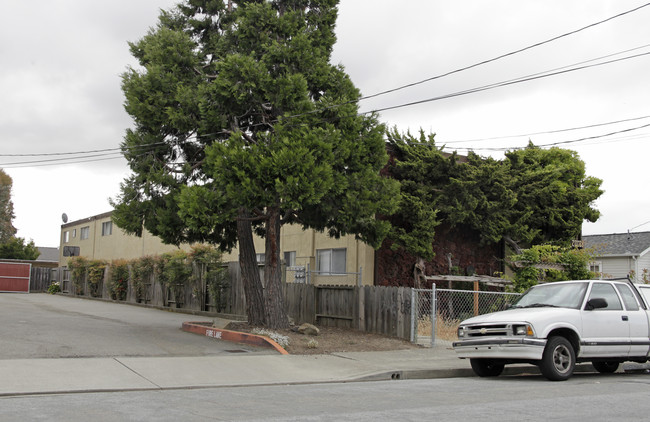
[540,336,575,381]
[470,359,505,377]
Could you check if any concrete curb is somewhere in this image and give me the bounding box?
[182,321,289,355]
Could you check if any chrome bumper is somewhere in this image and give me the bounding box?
[453,337,547,361]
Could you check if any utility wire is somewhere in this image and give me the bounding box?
[357,2,650,103]
[367,50,650,116]
[444,115,650,144]
[0,141,167,157]
[443,121,650,153]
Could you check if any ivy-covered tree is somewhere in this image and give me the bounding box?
[112,0,399,328]
[504,143,603,250]
[386,131,603,269]
[507,244,597,292]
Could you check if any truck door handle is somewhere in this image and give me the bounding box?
[622,315,629,321]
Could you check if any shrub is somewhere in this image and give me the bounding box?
[47,281,61,295]
[68,256,89,295]
[109,259,129,301]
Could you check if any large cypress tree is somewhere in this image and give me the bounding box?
[112,0,399,328]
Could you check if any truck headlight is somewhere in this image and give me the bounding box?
[457,326,466,338]
[513,324,534,336]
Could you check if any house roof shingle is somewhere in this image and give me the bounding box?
[583,231,650,256]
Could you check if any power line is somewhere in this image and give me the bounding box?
[443,115,650,144]
[0,141,167,157]
[357,2,650,103]
[443,121,650,153]
[367,50,650,116]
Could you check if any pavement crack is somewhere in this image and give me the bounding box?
[330,353,359,361]
[113,358,162,389]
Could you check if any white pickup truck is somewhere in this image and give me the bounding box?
[452,279,650,381]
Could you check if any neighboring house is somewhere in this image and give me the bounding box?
[59,211,503,287]
[36,247,59,264]
[583,231,650,280]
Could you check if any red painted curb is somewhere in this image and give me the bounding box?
[182,322,289,355]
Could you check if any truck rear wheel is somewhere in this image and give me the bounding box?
[540,336,575,381]
[470,359,505,377]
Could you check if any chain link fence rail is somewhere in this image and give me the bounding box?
[412,287,521,347]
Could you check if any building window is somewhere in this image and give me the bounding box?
[72,229,76,238]
[102,221,112,236]
[80,226,89,240]
[256,253,265,263]
[284,251,296,267]
[63,231,69,243]
[589,261,602,278]
[316,248,346,275]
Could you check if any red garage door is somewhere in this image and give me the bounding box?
[0,262,31,293]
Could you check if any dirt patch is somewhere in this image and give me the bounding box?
[226,322,420,355]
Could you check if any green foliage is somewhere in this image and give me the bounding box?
[0,169,17,243]
[386,132,603,258]
[504,144,603,245]
[508,244,597,292]
[190,245,229,312]
[0,237,40,260]
[47,281,61,295]
[112,0,399,327]
[68,256,89,295]
[157,250,192,305]
[68,257,107,296]
[131,255,156,302]
[109,259,130,301]
[158,250,192,286]
[87,260,107,297]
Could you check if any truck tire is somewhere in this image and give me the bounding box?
[540,336,575,381]
[592,361,619,373]
[470,359,505,377]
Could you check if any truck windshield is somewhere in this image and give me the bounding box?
[512,282,588,309]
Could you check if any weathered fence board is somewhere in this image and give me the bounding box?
[57,262,414,340]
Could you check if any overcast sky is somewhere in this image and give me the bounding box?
[2,0,649,247]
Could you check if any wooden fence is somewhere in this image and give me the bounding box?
[51,262,414,340]
[30,267,55,292]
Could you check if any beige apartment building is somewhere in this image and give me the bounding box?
[59,211,375,286]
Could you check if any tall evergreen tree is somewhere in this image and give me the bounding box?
[112,0,399,328]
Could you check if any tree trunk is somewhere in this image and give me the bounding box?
[263,207,288,329]
[237,208,265,326]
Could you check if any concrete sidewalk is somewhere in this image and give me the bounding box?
[4,342,587,397]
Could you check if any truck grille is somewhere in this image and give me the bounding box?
[464,324,510,337]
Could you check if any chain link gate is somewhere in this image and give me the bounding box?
[411,288,436,347]
[412,286,521,347]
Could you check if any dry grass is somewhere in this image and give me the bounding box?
[417,313,462,342]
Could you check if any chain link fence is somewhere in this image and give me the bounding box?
[412,286,521,347]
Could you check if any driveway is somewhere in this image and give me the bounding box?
[0,293,270,359]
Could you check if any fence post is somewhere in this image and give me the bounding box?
[358,285,365,331]
[431,284,436,347]
[474,280,479,316]
[306,263,311,285]
[410,288,416,343]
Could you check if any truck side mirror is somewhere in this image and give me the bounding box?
[585,298,608,311]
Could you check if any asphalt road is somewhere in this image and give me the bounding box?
[2,373,650,421]
[0,293,270,358]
